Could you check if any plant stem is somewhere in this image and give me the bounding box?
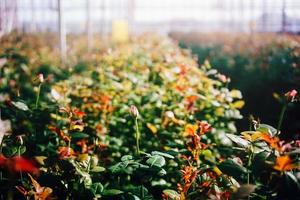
[141,185,145,198]
[247,144,253,184]
[35,84,42,109]
[18,146,23,182]
[135,117,140,155]
[249,115,252,131]
[276,104,287,135]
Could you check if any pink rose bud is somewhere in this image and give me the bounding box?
[130,105,139,118]
[285,89,297,102]
[38,73,44,83]
[217,74,229,83]
[16,135,25,145]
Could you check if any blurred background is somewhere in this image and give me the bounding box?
[1,0,300,139]
[1,0,300,34]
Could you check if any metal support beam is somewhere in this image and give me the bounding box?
[58,0,66,61]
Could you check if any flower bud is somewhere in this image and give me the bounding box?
[217,73,230,83]
[38,73,44,83]
[285,89,297,102]
[16,135,25,145]
[130,105,139,118]
[165,111,175,119]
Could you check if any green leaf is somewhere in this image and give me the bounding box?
[252,151,270,175]
[75,168,92,187]
[2,146,18,157]
[231,184,256,199]
[121,155,133,161]
[151,151,174,159]
[19,146,26,154]
[130,186,150,199]
[126,194,141,200]
[285,172,300,192]
[151,179,168,186]
[201,149,215,162]
[90,166,106,172]
[146,155,166,167]
[158,168,167,176]
[91,182,104,197]
[71,132,89,139]
[135,163,149,169]
[226,134,249,148]
[12,101,29,111]
[218,159,247,179]
[257,124,277,136]
[162,189,180,200]
[109,163,122,173]
[102,189,124,196]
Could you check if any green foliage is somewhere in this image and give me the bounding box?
[0,34,299,200]
[180,39,300,138]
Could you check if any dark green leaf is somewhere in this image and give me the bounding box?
[102,189,124,196]
[71,132,89,139]
[2,146,18,157]
[218,159,247,179]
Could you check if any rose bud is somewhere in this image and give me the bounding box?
[38,73,44,83]
[130,105,139,118]
[285,89,297,102]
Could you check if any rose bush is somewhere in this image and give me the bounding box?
[0,33,299,199]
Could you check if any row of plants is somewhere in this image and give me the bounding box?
[0,33,299,199]
[174,32,300,139]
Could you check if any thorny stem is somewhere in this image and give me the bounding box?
[276,104,287,135]
[135,117,140,155]
[35,83,42,109]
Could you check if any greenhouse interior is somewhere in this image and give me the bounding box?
[0,0,300,199]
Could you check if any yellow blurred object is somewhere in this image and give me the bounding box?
[112,20,129,43]
[215,107,224,116]
[147,123,158,134]
[273,92,280,101]
[230,89,242,99]
[35,156,47,165]
[241,131,264,142]
[212,166,222,176]
[183,124,198,137]
[231,100,245,109]
[77,153,89,162]
[70,124,84,132]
